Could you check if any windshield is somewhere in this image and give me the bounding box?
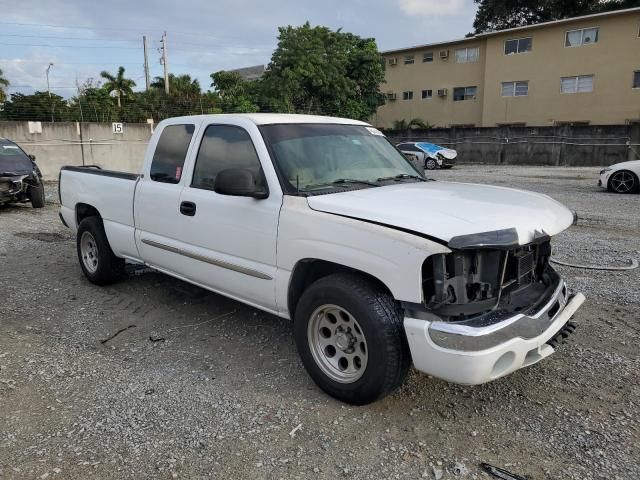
[0,141,33,174]
[260,124,423,193]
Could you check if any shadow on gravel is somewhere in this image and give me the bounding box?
[14,232,67,242]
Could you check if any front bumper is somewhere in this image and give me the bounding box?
[598,171,611,189]
[404,282,585,385]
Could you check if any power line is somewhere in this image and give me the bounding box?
[0,20,266,42]
[0,42,140,49]
[0,59,144,66]
[0,33,137,43]
[0,20,146,32]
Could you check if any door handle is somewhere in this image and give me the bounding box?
[180,201,196,216]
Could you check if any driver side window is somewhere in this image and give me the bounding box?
[191,125,264,190]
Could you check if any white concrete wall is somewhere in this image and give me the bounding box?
[0,121,153,180]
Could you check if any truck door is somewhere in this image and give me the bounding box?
[134,122,198,270]
[175,123,281,312]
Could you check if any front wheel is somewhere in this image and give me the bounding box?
[76,216,125,285]
[425,158,438,170]
[293,273,410,405]
[30,184,45,208]
[608,170,638,194]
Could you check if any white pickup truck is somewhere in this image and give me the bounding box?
[59,114,585,404]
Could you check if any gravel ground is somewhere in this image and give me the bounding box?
[0,166,638,480]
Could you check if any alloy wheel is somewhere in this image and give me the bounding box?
[610,171,636,193]
[307,304,368,383]
[80,231,99,273]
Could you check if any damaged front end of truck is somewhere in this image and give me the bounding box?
[403,227,585,384]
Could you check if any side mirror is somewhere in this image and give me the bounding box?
[214,168,268,199]
[28,154,36,161]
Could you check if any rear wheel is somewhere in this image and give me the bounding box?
[608,170,638,194]
[30,184,45,208]
[76,216,125,285]
[293,273,410,405]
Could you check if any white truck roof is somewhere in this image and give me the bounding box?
[159,113,371,126]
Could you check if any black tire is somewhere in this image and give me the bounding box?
[424,158,437,170]
[76,216,125,285]
[30,184,45,208]
[607,170,639,194]
[293,273,410,405]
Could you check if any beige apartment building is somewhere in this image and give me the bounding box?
[375,7,640,128]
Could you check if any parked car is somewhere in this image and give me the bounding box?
[397,141,457,170]
[0,138,45,208]
[598,160,640,194]
[59,114,584,405]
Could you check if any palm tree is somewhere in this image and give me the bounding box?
[0,68,9,103]
[151,74,201,99]
[99,66,136,107]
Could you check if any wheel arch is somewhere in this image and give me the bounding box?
[287,258,394,319]
[75,203,102,227]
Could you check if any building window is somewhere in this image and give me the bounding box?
[504,37,532,54]
[561,75,594,93]
[402,91,414,100]
[421,89,433,99]
[455,47,479,63]
[565,27,599,47]
[404,55,415,65]
[453,86,477,101]
[501,81,529,97]
[634,71,640,89]
[423,52,434,62]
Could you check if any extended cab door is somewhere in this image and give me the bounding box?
[134,121,198,270]
[174,121,282,312]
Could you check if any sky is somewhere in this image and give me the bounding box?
[0,0,476,98]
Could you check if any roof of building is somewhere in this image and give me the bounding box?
[230,64,268,81]
[382,6,640,55]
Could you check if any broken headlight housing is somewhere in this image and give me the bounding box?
[422,239,555,321]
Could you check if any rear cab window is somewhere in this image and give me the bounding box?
[150,124,195,183]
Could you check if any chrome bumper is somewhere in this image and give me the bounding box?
[428,280,583,351]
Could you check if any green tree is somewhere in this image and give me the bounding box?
[392,118,433,132]
[151,74,202,100]
[259,23,385,120]
[70,86,115,122]
[1,92,70,121]
[99,66,136,108]
[472,0,640,33]
[0,68,9,103]
[210,70,258,113]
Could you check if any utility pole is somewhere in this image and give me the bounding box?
[46,62,54,123]
[143,35,151,91]
[160,31,169,95]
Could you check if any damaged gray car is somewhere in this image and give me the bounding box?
[0,138,45,208]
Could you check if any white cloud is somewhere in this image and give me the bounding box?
[397,0,467,16]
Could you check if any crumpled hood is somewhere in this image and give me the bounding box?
[416,142,457,160]
[307,181,574,245]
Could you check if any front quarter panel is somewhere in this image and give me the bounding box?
[275,195,450,317]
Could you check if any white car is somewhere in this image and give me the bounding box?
[598,160,640,194]
[59,114,584,405]
[396,141,457,170]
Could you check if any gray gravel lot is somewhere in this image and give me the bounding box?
[1,166,639,480]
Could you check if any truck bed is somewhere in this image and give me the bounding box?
[59,166,140,259]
